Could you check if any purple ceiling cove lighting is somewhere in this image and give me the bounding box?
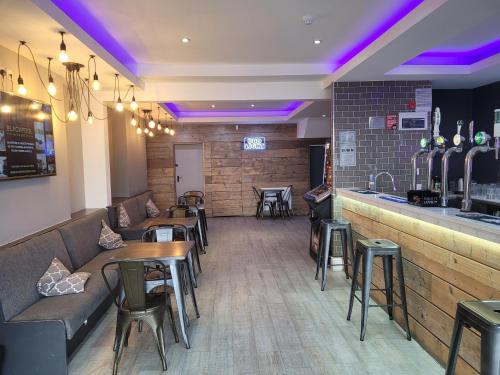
[404,39,500,65]
[333,0,424,69]
[165,101,304,119]
[50,0,136,66]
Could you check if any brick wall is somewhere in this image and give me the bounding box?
[333,81,431,194]
[146,123,327,217]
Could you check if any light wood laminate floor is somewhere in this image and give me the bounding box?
[69,216,444,375]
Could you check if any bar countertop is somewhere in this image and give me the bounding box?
[337,188,500,244]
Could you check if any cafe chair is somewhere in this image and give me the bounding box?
[101,260,176,374]
[252,186,275,219]
[183,191,205,205]
[280,185,294,217]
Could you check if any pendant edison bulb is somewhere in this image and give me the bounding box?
[144,128,150,134]
[59,50,69,63]
[116,99,124,112]
[1,104,11,113]
[130,98,138,111]
[157,123,162,131]
[48,82,57,96]
[17,83,27,96]
[170,129,175,136]
[131,117,137,127]
[148,119,155,129]
[67,109,78,121]
[92,73,100,91]
[88,112,93,125]
[136,127,142,135]
[149,131,154,137]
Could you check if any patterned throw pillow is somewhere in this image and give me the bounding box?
[146,198,161,218]
[99,220,127,250]
[118,204,131,227]
[37,258,91,297]
[37,257,71,295]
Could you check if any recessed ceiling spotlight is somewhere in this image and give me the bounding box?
[250,104,255,108]
[314,39,322,45]
[322,114,327,118]
[210,104,216,108]
[181,37,191,43]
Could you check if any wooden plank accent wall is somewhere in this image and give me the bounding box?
[340,196,500,375]
[146,123,327,217]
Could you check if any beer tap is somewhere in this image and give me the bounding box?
[461,110,500,211]
[440,120,464,207]
[411,137,430,190]
[426,107,446,191]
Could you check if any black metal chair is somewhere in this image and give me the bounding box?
[102,260,176,374]
[315,218,354,290]
[347,239,411,341]
[253,187,276,219]
[446,300,500,375]
[179,191,204,206]
[142,224,199,284]
[276,185,293,218]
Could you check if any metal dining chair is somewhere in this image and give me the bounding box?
[279,185,294,217]
[101,259,176,374]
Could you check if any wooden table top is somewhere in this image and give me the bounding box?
[109,241,195,261]
[143,216,198,229]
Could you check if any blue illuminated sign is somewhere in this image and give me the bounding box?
[243,136,266,150]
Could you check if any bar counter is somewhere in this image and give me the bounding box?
[337,188,500,375]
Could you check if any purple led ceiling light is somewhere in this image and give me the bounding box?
[50,0,136,66]
[404,39,500,65]
[165,101,303,119]
[333,0,424,69]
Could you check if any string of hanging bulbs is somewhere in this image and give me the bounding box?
[132,105,176,138]
[1,30,177,136]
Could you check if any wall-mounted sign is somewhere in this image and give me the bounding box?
[399,112,428,131]
[368,116,385,129]
[339,131,356,167]
[243,136,266,150]
[386,114,398,130]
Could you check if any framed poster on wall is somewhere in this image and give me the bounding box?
[0,92,56,180]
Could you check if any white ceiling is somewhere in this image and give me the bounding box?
[78,0,402,65]
[2,0,500,124]
[0,0,135,90]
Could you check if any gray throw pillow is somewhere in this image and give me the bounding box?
[37,258,91,297]
[146,198,161,218]
[37,257,70,295]
[99,220,127,250]
[118,203,131,227]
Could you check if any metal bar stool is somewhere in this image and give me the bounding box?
[446,301,500,375]
[347,239,411,341]
[314,218,354,291]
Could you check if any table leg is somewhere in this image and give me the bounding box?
[170,262,190,349]
[187,250,197,288]
[186,258,200,319]
[196,220,206,253]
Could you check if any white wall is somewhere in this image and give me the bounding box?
[109,109,148,198]
[0,44,71,245]
[297,117,331,138]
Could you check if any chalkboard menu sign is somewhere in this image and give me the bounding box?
[0,92,56,180]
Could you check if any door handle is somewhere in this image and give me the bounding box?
[177,176,180,182]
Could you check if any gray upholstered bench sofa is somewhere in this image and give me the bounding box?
[0,209,123,375]
[107,190,157,240]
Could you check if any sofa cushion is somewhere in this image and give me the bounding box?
[58,209,109,269]
[0,231,73,321]
[122,198,143,225]
[42,272,91,297]
[116,224,148,241]
[11,269,119,339]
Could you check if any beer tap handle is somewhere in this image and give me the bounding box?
[469,121,474,144]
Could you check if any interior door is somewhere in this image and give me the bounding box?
[174,144,204,200]
[309,145,326,189]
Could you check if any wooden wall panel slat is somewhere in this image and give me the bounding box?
[146,123,327,216]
